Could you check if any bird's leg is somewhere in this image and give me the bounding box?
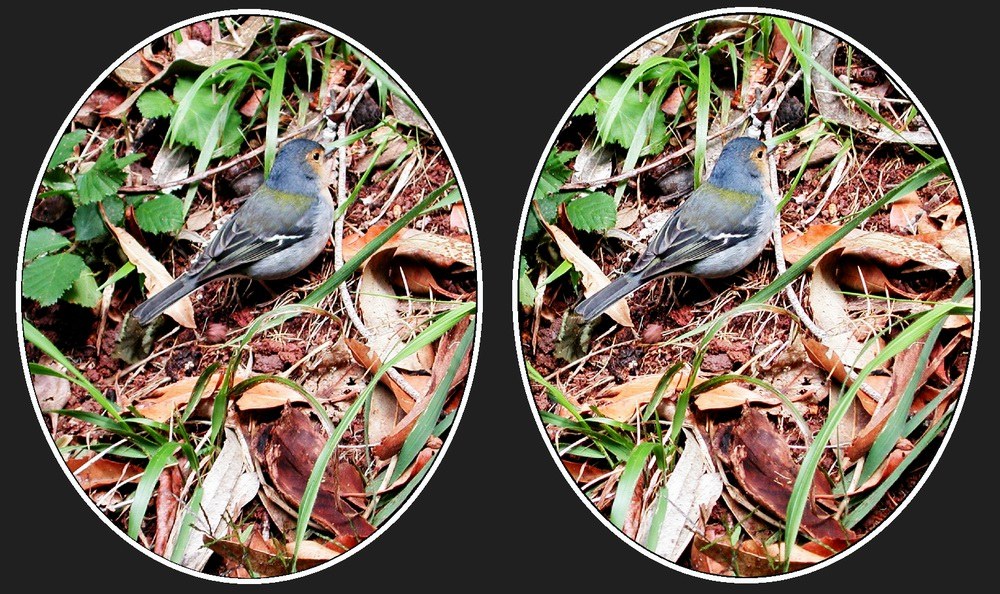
[256,279,281,300]
[692,277,721,306]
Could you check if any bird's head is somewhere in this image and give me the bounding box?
[266,138,329,193]
[708,137,770,191]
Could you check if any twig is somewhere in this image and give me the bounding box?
[120,71,372,194]
[801,151,849,225]
[330,78,424,404]
[765,115,885,403]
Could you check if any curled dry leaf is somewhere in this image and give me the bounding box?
[65,456,142,490]
[810,249,882,371]
[133,371,306,421]
[939,224,973,278]
[357,230,473,372]
[889,191,926,233]
[592,371,784,422]
[802,336,890,414]
[810,30,935,145]
[174,428,260,571]
[109,17,267,118]
[713,409,855,542]
[621,27,680,65]
[344,337,432,412]
[637,434,723,562]
[540,218,633,327]
[105,220,195,328]
[252,407,375,538]
[371,318,472,460]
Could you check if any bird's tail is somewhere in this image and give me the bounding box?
[132,273,201,326]
[574,273,645,322]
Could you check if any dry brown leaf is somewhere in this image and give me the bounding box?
[714,409,855,542]
[66,456,142,490]
[837,259,923,299]
[106,221,195,328]
[842,231,958,272]
[810,250,882,371]
[562,460,608,484]
[661,86,687,116]
[889,191,925,233]
[344,338,417,411]
[782,224,862,266]
[540,218,633,327]
[358,250,432,372]
[33,356,71,412]
[367,384,404,444]
[593,371,779,421]
[939,224,973,278]
[134,371,305,421]
[449,202,469,233]
[929,196,963,231]
[778,137,842,173]
[692,527,838,576]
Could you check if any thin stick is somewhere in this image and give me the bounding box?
[330,79,424,403]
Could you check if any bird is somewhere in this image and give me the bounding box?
[132,138,334,325]
[574,136,775,322]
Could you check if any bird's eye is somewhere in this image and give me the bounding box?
[311,151,322,161]
[755,149,764,159]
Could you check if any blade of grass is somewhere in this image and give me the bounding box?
[609,441,664,529]
[694,53,711,187]
[291,302,475,567]
[782,296,967,570]
[391,322,475,483]
[25,320,122,422]
[264,53,289,176]
[843,408,954,528]
[180,362,220,423]
[774,19,933,161]
[170,485,204,563]
[372,450,436,526]
[127,441,180,540]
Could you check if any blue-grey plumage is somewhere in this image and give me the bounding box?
[132,138,334,325]
[575,137,775,322]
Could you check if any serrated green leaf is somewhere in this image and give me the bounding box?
[24,228,70,261]
[75,145,144,205]
[48,130,88,171]
[64,267,101,307]
[22,253,85,306]
[574,94,597,116]
[524,191,576,239]
[136,90,175,119]
[170,77,244,157]
[73,197,124,241]
[534,148,578,200]
[566,192,617,232]
[595,75,667,155]
[134,195,185,234]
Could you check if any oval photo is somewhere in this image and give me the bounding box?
[515,10,975,580]
[19,11,478,580]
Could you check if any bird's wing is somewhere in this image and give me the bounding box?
[632,183,761,280]
[195,192,314,278]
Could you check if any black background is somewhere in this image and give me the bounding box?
[7,2,989,589]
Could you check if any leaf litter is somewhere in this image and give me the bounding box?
[520,14,973,577]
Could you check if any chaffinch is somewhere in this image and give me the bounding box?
[574,136,776,321]
[132,138,334,325]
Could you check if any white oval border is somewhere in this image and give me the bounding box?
[15,9,482,584]
[511,7,978,583]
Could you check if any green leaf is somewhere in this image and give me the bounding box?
[170,77,244,158]
[534,148,577,200]
[73,197,124,241]
[566,192,617,231]
[75,145,144,205]
[48,130,88,171]
[42,168,76,194]
[136,90,175,119]
[134,195,185,234]
[518,256,536,306]
[64,267,101,308]
[22,253,85,306]
[24,228,70,261]
[574,93,597,116]
[524,192,575,239]
[594,75,667,155]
